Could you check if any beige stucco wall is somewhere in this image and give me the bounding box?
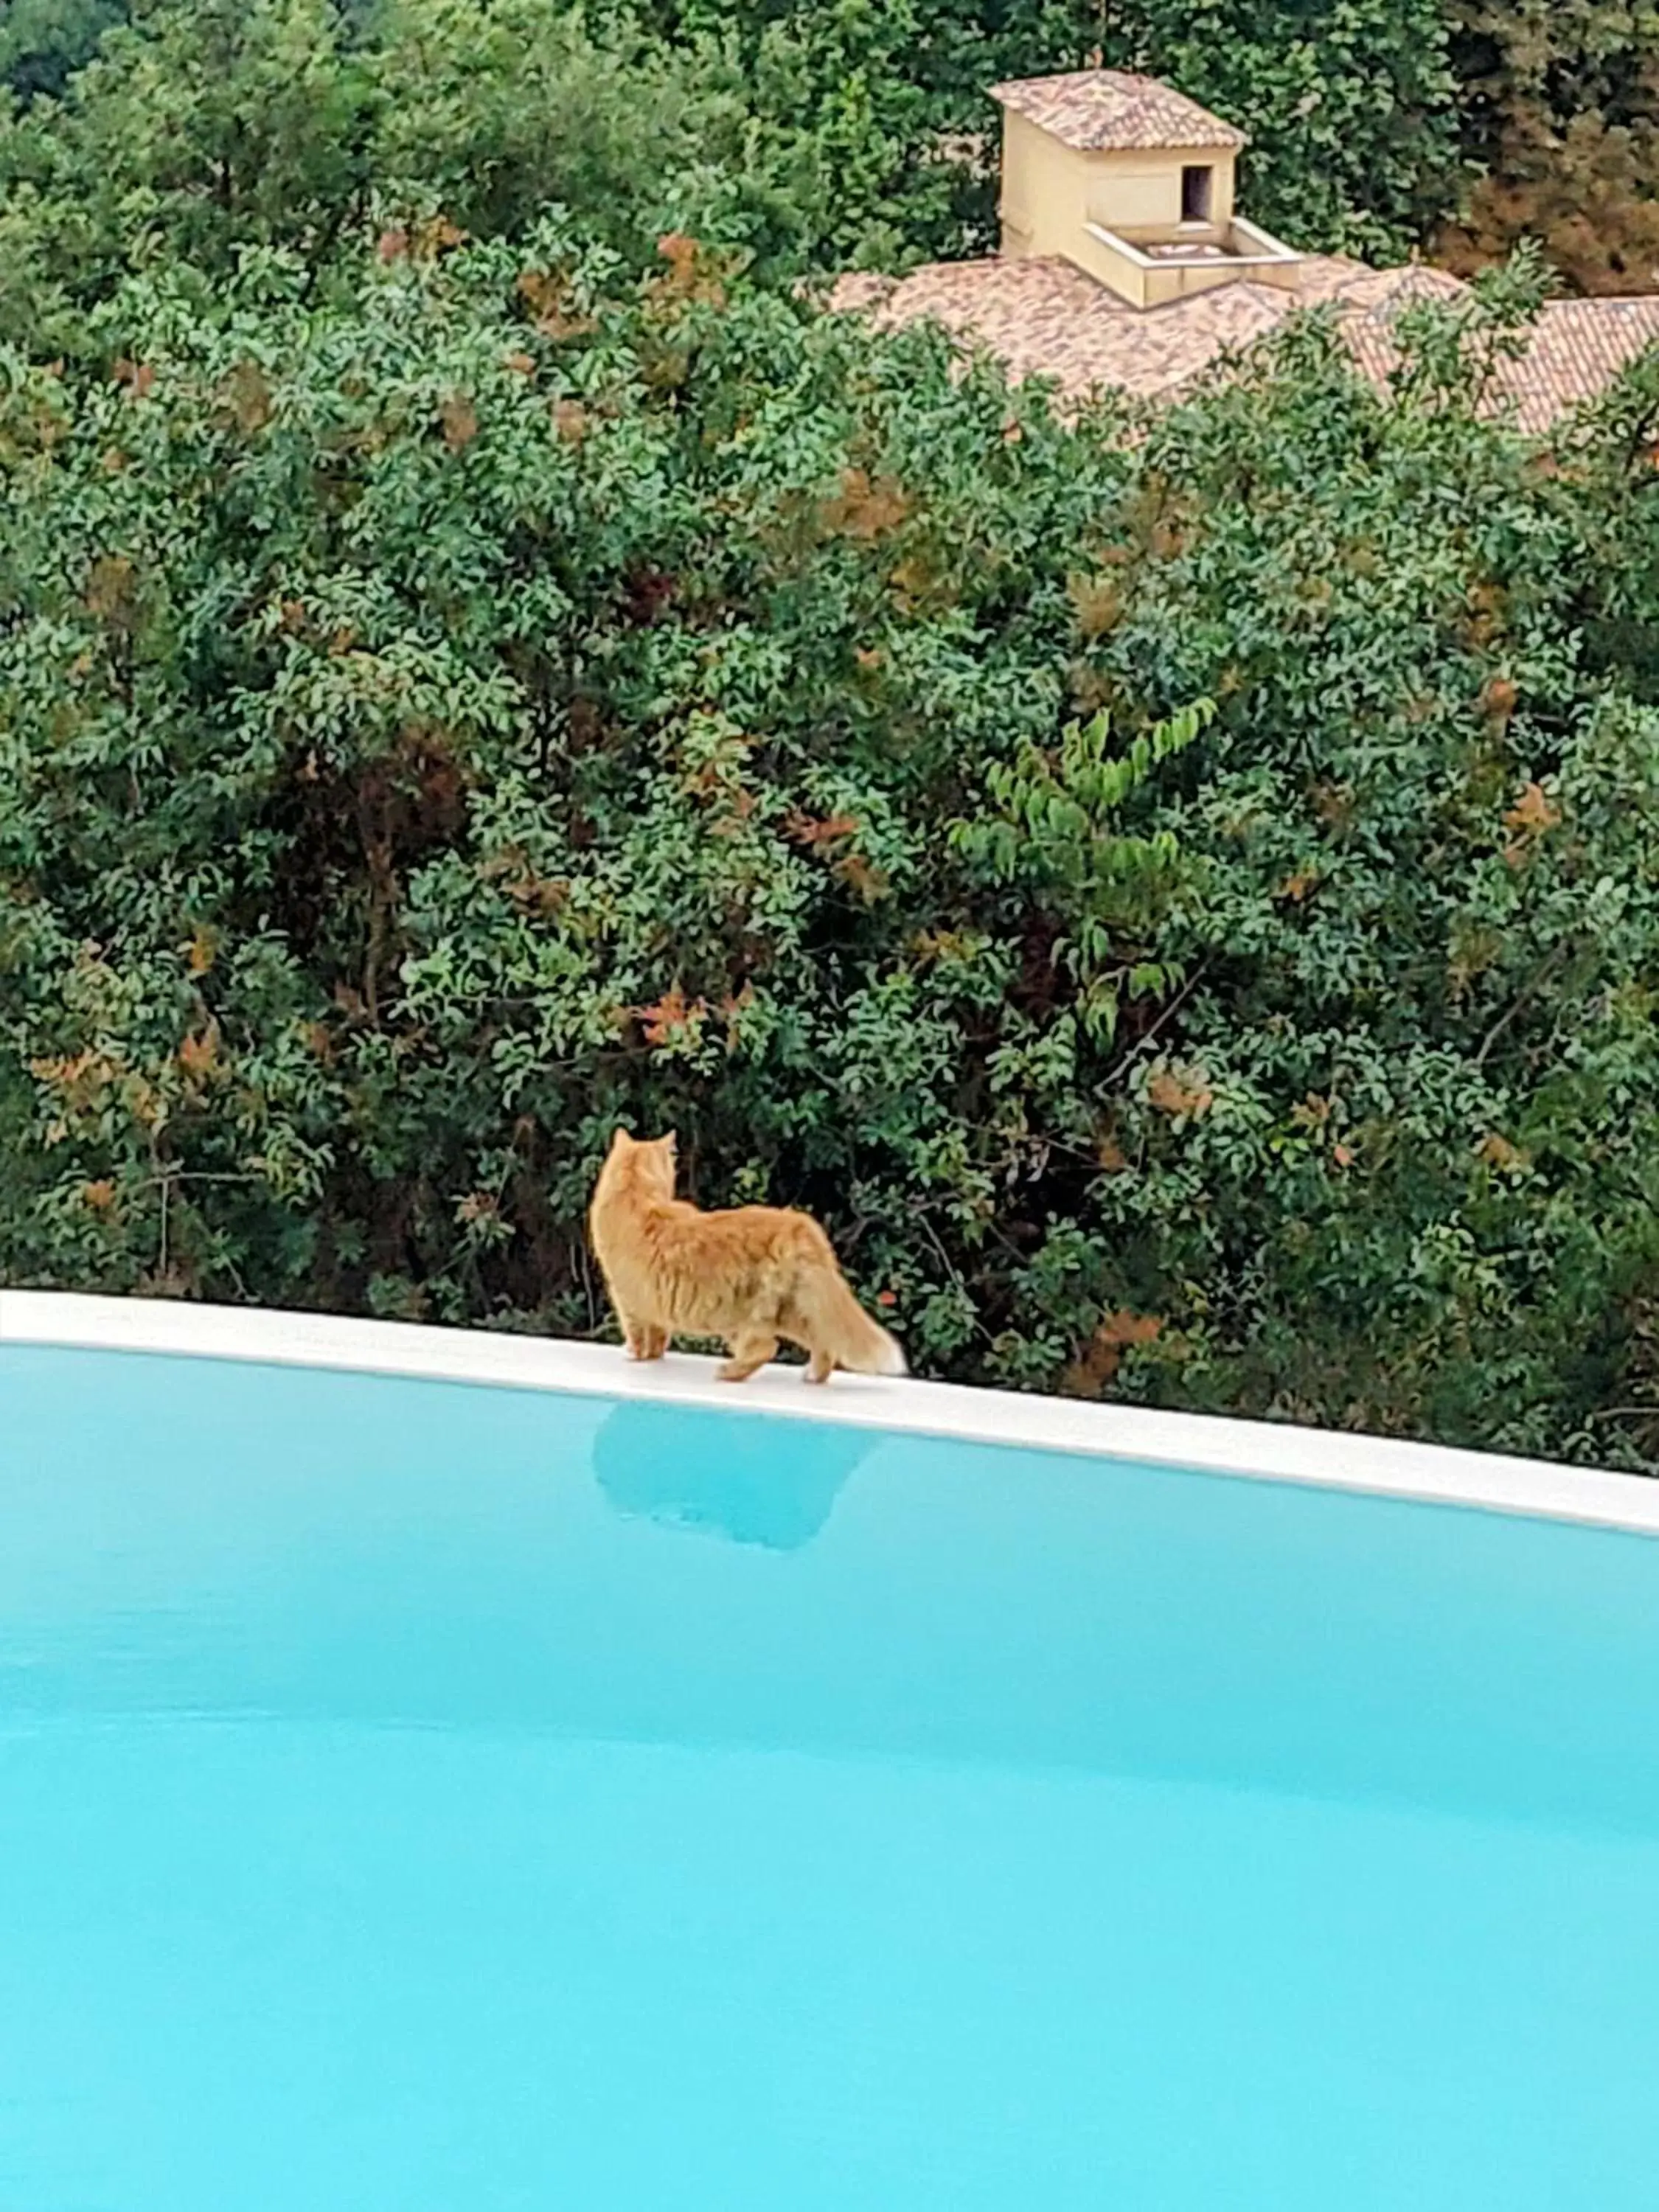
[1086,146,1237,241]
[997,111,1081,258]
[998,109,1238,270]
[1075,225,1151,307]
[1141,258,1237,307]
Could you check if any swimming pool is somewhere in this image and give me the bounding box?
[4,1294,1659,2210]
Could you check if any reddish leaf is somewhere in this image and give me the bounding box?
[85,554,136,622]
[551,397,588,444]
[1502,780,1560,866]
[1146,1065,1213,1119]
[1102,1309,1162,1349]
[504,872,568,919]
[636,986,705,1046]
[1481,675,1519,722]
[835,852,891,904]
[218,360,272,434]
[1068,573,1121,637]
[178,1023,222,1082]
[439,392,479,451]
[821,467,910,540]
[1503,781,1559,835]
[786,810,859,846]
[1476,1133,1531,1172]
[1062,1309,1164,1395]
[518,269,597,341]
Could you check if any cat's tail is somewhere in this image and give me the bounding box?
[799,1264,907,1378]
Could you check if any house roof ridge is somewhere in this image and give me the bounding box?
[990,69,1247,153]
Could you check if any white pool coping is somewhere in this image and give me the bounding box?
[3,1288,1658,1537]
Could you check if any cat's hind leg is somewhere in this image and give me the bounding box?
[717,1329,778,1382]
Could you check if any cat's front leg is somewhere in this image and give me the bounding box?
[618,1310,666,1360]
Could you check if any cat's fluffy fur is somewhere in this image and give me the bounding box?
[588,1130,905,1384]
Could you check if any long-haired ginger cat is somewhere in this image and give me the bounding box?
[588,1130,905,1385]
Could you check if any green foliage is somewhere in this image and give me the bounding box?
[4,0,1659,1471]
[1439,0,1659,291]
[0,0,987,361]
[7,0,1656,308]
[626,0,1462,262]
[0,0,796,362]
[4,207,1659,1473]
[1076,0,1461,260]
[0,0,1464,327]
[0,0,126,103]
[636,0,1659,285]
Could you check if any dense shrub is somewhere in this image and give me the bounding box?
[658,0,1659,285]
[1439,0,1659,293]
[0,0,127,104]
[622,0,1463,263]
[4,219,1659,1470]
[8,0,1659,290]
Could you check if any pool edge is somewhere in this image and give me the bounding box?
[4,1287,1657,1537]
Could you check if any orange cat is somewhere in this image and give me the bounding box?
[588,1130,905,1385]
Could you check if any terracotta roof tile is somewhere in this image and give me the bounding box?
[990,71,1246,153]
[1331,263,1470,314]
[1339,288,1659,432]
[1511,297,1659,430]
[827,257,1282,402]
[1277,254,1374,304]
[829,253,1659,431]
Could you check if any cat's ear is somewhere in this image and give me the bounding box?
[608,1127,633,1153]
[661,1129,678,1158]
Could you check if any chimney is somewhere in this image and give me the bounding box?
[990,71,1303,309]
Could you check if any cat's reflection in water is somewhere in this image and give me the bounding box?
[592,1398,876,1551]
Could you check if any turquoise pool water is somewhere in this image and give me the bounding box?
[4,1342,1659,2209]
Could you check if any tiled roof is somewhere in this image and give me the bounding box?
[827,254,1659,431]
[1332,264,1469,313]
[990,70,1246,153]
[1287,255,1377,304]
[827,259,1284,403]
[1344,291,1659,434]
[1517,298,1659,428]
